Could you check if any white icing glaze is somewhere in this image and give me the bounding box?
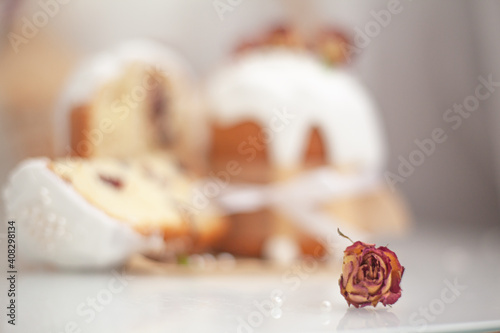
[53,39,197,157]
[206,49,386,171]
[2,158,160,269]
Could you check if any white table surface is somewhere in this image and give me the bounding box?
[2,224,500,333]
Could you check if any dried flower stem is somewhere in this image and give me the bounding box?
[337,228,354,244]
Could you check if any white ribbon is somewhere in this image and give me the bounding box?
[212,167,381,256]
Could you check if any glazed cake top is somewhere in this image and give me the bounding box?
[206,49,386,172]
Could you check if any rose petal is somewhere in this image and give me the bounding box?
[378,246,403,273]
[345,241,375,256]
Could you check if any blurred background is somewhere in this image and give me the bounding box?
[1,0,500,231]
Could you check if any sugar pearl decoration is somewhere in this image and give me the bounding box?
[271,307,283,319]
[320,300,332,312]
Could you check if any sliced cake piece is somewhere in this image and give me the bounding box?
[54,40,205,166]
[3,154,226,269]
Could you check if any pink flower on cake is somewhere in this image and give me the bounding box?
[338,230,404,308]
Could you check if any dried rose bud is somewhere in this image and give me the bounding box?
[234,25,305,55]
[262,25,305,49]
[315,28,353,65]
[339,239,404,308]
